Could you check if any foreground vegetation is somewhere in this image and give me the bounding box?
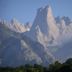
[0,58,72,72]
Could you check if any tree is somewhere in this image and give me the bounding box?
[48,61,62,72]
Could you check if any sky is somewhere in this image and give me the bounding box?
[0,0,72,24]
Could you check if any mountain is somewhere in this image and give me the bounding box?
[0,21,54,67]
[24,5,72,62]
[53,17,72,62]
[0,18,32,33]
[25,5,59,47]
[0,5,72,66]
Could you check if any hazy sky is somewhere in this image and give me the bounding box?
[0,0,72,24]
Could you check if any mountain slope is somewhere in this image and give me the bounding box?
[0,22,54,67]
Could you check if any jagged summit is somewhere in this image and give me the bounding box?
[26,5,59,47]
[37,5,51,12]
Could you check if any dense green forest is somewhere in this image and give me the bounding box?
[0,58,72,72]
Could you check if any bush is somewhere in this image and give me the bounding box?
[0,58,72,72]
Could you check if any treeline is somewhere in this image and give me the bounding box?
[0,58,72,72]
